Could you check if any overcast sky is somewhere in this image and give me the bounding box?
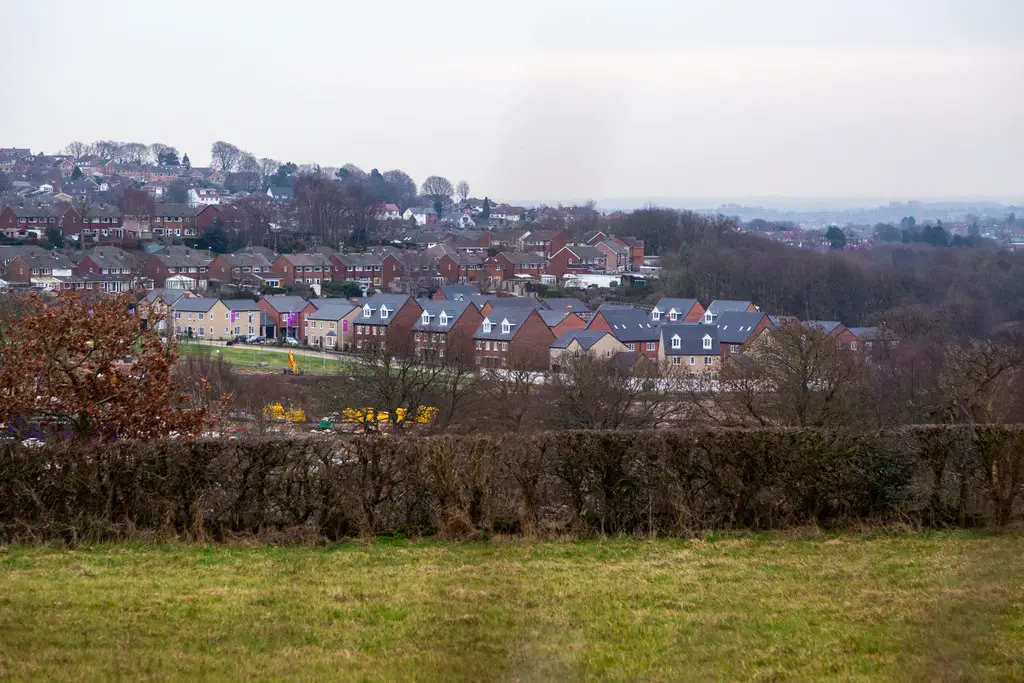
[2,0,1021,204]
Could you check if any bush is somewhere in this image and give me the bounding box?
[0,426,1021,544]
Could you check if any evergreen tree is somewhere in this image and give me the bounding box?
[70,166,83,181]
[182,153,192,170]
[482,196,490,219]
[825,226,847,249]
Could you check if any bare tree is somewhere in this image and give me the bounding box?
[939,341,1023,426]
[92,140,122,161]
[258,157,280,190]
[238,152,260,175]
[477,349,545,433]
[210,141,243,173]
[456,180,470,203]
[382,169,417,210]
[118,142,152,165]
[421,176,453,204]
[62,141,93,162]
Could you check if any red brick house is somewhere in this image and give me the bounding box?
[271,252,334,287]
[438,251,486,283]
[520,229,567,258]
[352,294,423,352]
[804,320,857,347]
[651,298,704,323]
[0,205,60,239]
[331,251,404,290]
[140,246,213,290]
[473,307,555,370]
[539,310,587,338]
[257,295,317,340]
[546,245,608,278]
[586,307,662,360]
[208,250,276,286]
[715,311,774,360]
[412,299,483,363]
[484,251,545,282]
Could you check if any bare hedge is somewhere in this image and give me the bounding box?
[1,426,1022,544]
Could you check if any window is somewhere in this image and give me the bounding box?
[850,342,858,351]
[421,311,430,325]
[476,340,482,350]
[668,312,678,321]
[501,321,511,335]
[197,327,204,337]
[380,306,389,320]
[689,357,695,366]
[671,335,680,350]
[704,356,713,366]
[415,333,421,342]
[730,344,739,353]
[248,326,254,335]
[672,356,681,366]
[330,321,335,329]
[485,341,491,351]
[626,343,635,351]
[502,342,508,351]
[482,321,492,334]
[704,312,713,324]
[225,312,230,320]
[702,335,713,350]
[362,305,372,318]
[646,342,656,351]
[866,341,873,350]
[652,310,660,321]
[438,313,448,326]
[198,313,204,320]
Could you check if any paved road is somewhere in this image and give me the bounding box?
[180,340,360,362]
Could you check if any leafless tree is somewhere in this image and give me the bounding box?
[257,158,280,190]
[456,180,470,203]
[92,140,122,161]
[421,175,453,205]
[938,341,1023,426]
[118,142,152,165]
[238,152,260,175]
[211,141,243,173]
[477,349,545,433]
[382,169,417,210]
[62,141,93,162]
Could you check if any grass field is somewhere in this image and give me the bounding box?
[178,343,353,375]
[1,532,1022,681]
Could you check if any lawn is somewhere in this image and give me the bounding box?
[178,342,353,375]
[0,533,1022,681]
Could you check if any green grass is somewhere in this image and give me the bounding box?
[178,343,353,375]
[0,532,1022,681]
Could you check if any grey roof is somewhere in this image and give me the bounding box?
[151,246,213,268]
[172,297,221,313]
[480,296,543,309]
[706,300,754,317]
[714,311,769,344]
[268,186,293,200]
[473,307,538,341]
[144,288,187,305]
[413,299,473,332]
[562,245,606,260]
[79,247,136,270]
[334,252,384,267]
[596,302,641,312]
[260,295,312,314]
[223,299,263,312]
[219,251,275,268]
[591,308,661,342]
[551,330,611,350]
[542,297,588,314]
[538,310,572,327]
[847,327,897,341]
[661,324,720,356]
[439,284,480,301]
[498,251,543,265]
[150,203,198,219]
[652,298,699,319]
[354,293,415,326]
[307,302,357,321]
[804,320,843,335]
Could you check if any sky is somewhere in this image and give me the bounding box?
[1,0,1022,205]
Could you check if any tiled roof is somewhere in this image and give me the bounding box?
[473,307,538,341]
[551,330,610,350]
[542,297,588,314]
[412,299,473,332]
[714,311,768,344]
[661,324,720,356]
[260,295,312,314]
[592,308,661,342]
[172,297,221,313]
[354,294,414,326]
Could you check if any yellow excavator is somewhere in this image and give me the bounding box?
[284,350,302,375]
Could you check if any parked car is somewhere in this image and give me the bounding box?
[282,336,300,346]
[245,335,265,344]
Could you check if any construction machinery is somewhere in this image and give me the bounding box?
[284,349,302,375]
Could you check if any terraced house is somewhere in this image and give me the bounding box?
[271,252,334,287]
[352,294,422,351]
[412,299,482,362]
[473,307,554,370]
[172,298,231,340]
[141,246,213,290]
[305,302,359,351]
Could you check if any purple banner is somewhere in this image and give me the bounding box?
[288,312,297,326]
[231,311,237,324]
[342,319,348,332]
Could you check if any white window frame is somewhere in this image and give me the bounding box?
[702,335,713,350]
[671,335,680,350]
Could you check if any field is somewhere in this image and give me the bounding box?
[177,342,353,375]
[0,532,1022,681]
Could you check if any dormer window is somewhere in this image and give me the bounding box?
[671,334,681,350]
[380,306,390,320]
[362,304,372,318]
[438,312,449,327]
[482,319,493,334]
[501,320,511,335]
[668,311,678,321]
[652,310,660,321]
[702,334,713,350]
[704,312,714,324]
[421,311,431,325]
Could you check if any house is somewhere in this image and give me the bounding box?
[583,231,608,245]
[520,229,567,258]
[73,205,125,244]
[549,330,628,372]
[0,204,60,239]
[541,297,591,319]
[267,186,293,202]
[305,302,359,351]
[621,236,645,268]
[586,307,661,359]
[546,245,609,278]
[845,326,897,352]
[485,251,544,282]
[804,320,856,345]
[651,298,704,323]
[660,324,721,374]
[438,250,486,284]
[434,283,481,301]
[476,295,543,318]
[331,251,402,290]
[412,299,483,362]
[257,295,317,340]
[171,298,231,340]
[352,294,423,352]
[223,299,269,339]
[271,252,334,288]
[149,203,218,239]
[0,246,75,283]
[714,311,774,360]
[377,203,402,221]
[208,250,276,286]
[73,247,139,290]
[138,288,196,332]
[702,300,758,324]
[473,307,554,370]
[187,187,223,208]
[403,206,439,226]
[141,246,213,290]
[490,204,525,222]
[539,310,587,338]
[593,237,631,272]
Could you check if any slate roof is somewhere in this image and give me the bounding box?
[498,251,543,266]
[652,297,699,319]
[219,251,275,268]
[541,297,588,314]
[551,330,611,350]
[354,293,414,326]
[151,246,212,268]
[143,288,188,305]
[592,308,661,342]
[847,327,897,341]
[172,297,221,313]
[661,324,721,356]
[562,245,605,260]
[438,284,480,301]
[714,311,769,344]
[475,296,543,311]
[473,307,538,341]
[260,295,312,314]
[223,299,263,312]
[706,300,754,317]
[78,247,136,270]
[275,252,332,267]
[804,320,843,335]
[538,310,571,327]
[307,302,357,321]
[334,252,384,267]
[150,203,198,219]
[268,186,293,201]
[413,299,473,332]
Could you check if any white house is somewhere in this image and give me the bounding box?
[188,187,223,208]
[377,203,402,221]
